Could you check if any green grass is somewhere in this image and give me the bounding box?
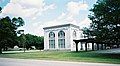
[0,51,120,64]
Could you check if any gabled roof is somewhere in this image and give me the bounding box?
[43,24,79,29]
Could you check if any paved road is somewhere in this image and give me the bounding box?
[0,58,119,66]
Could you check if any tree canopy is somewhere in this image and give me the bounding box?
[18,34,44,50]
[0,7,25,53]
[83,0,120,45]
[0,7,2,13]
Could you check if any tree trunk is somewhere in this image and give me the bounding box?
[117,44,119,48]
[0,47,2,54]
[97,44,99,50]
[101,44,103,50]
[105,44,107,50]
[92,42,94,51]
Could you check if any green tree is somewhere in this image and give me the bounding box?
[0,7,25,53]
[12,17,25,28]
[0,16,16,52]
[0,7,2,13]
[19,34,44,50]
[83,0,120,46]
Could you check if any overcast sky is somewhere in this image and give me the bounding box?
[0,0,97,36]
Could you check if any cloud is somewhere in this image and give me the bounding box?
[2,0,56,19]
[1,0,56,36]
[67,1,88,16]
[43,4,56,11]
[43,1,89,28]
[42,13,77,28]
[1,0,90,36]
[10,0,45,8]
[32,1,89,36]
[79,18,92,28]
[0,0,4,2]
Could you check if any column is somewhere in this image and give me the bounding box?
[55,31,58,50]
[85,42,87,51]
[75,41,79,52]
[80,42,83,50]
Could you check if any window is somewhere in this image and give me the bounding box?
[58,31,65,48]
[73,30,77,38]
[49,32,55,48]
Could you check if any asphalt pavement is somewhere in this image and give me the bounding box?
[0,58,119,66]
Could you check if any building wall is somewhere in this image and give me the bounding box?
[44,26,71,50]
[43,24,92,51]
[70,26,82,51]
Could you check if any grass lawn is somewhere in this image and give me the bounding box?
[0,51,120,64]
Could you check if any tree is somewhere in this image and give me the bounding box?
[18,34,44,50]
[0,16,16,52]
[12,17,25,28]
[0,7,2,13]
[0,7,25,53]
[83,0,120,46]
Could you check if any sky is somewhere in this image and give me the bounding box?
[0,0,97,36]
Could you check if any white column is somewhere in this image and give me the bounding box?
[65,29,71,49]
[55,31,58,49]
[44,31,49,50]
[70,28,75,51]
[44,31,46,50]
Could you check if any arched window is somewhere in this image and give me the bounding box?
[49,32,55,48]
[73,30,77,38]
[58,30,65,48]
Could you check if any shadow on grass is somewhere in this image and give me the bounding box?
[68,51,120,59]
[97,53,120,59]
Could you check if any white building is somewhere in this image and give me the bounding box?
[43,24,93,51]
